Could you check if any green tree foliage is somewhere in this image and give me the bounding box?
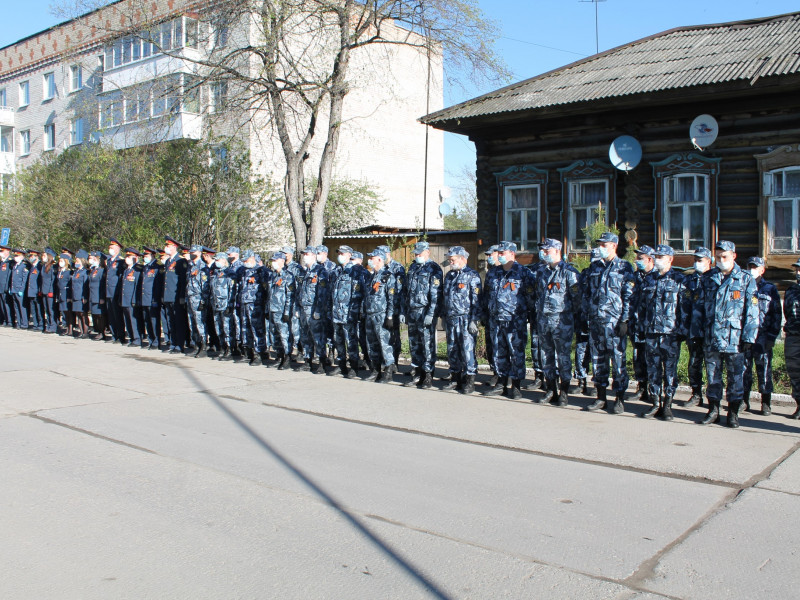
[570,206,635,270]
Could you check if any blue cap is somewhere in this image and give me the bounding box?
[538,238,562,251]
[596,232,619,245]
[44,247,56,256]
[316,245,328,254]
[27,249,40,255]
[498,241,517,253]
[61,246,73,254]
[635,245,655,257]
[715,240,735,252]
[337,245,354,254]
[226,246,240,255]
[76,249,89,260]
[59,253,71,260]
[368,249,386,260]
[747,256,765,267]
[271,251,287,261]
[352,251,363,260]
[484,245,499,255]
[301,245,315,254]
[281,245,294,255]
[413,241,430,254]
[654,244,674,257]
[214,252,228,261]
[165,235,181,247]
[376,245,391,254]
[89,250,103,258]
[693,247,712,259]
[143,246,158,254]
[446,245,469,258]
[189,244,203,253]
[242,250,255,260]
[108,237,122,247]
[124,247,141,256]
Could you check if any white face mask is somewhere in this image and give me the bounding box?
[13,255,22,263]
[749,268,761,279]
[337,254,348,265]
[415,256,426,264]
[215,260,226,269]
[125,257,135,266]
[58,260,66,268]
[719,259,734,272]
[89,259,98,267]
[654,258,669,272]
[271,261,280,270]
[694,261,708,274]
[316,255,326,264]
[302,255,315,267]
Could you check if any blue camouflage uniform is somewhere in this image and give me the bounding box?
[283,248,303,354]
[692,241,759,425]
[210,255,238,353]
[442,247,482,384]
[481,246,500,377]
[629,246,656,396]
[329,246,367,372]
[120,251,143,346]
[573,250,602,388]
[783,267,800,418]
[526,260,548,383]
[186,248,211,350]
[265,252,295,362]
[237,252,267,354]
[742,257,782,409]
[582,234,635,400]
[225,247,244,347]
[362,251,398,375]
[377,246,406,365]
[296,247,330,365]
[25,255,43,330]
[162,238,189,352]
[403,241,443,379]
[684,247,713,404]
[10,254,30,328]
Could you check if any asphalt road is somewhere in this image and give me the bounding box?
[1,327,798,599]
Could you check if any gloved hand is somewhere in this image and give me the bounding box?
[384,315,394,329]
[399,314,406,324]
[282,313,291,323]
[740,342,753,354]
[198,302,205,312]
[99,299,105,305]
[423,314,434,327]
[468,321,479,336]
[313,312,321,320]
[616,320,628,338]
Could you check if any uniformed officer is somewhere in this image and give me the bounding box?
[0,245,13,327]
[684,247,713,407]
[742,257,782,415]
[315,245,336,273]
[783,258,800,420]
[283,245,303,360]
[162,236,189,354]
[87,251,107,341]
[120,248,143,347]
[534,239,581,406]
[55,253,72,335]
[185,244,211,357]
[208,252,237,360]
[10,249,30,329]
[351,250,371,368]
[401,241,443,389]
[238,250,267,365]
[484,241,535,399]
[295,245,331,372]
[526,256,548,391]
[574,248,602,396]
[265,250,295,370]
[138,247,163,349]
[638,245,689,420]
[692,241,759,428]
[225,246,244,354]
[481,245,500,388]
[202,246,221,353]
[26,249,43,331]
[378,244,406,367]
[441,246,482,394]
[105,237,126,343]
[328,245,366,378]
[362,249,398,383]
[630,245,655,405]
[41,247,58,333]
[71,250,91,338]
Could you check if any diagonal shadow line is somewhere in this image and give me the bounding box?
[175,364,452,600]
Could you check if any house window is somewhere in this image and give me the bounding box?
[70,118,84,145]
[70,65,83,92]
[211,80,227,112]
[19,81,30,106]
[20,130,30,155]
[503,186,540,252]
[663,174,709,252]
[0,88,6,107]
[44,124,56,150]
[765,167,800,253]
[568,179,608,248]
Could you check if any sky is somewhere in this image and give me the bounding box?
[3,0,799,191]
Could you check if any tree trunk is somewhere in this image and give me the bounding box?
[284,156,307,250]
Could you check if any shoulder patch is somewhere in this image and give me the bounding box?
[433,278,440,286]
[752,296,758,305]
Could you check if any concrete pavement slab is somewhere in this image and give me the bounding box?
[755,446,800,495]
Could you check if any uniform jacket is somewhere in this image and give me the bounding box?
[581,256,635,324]
[238,265,266,306]
[753,278,782,345]
[784,284,800,337]
[637,268,689,336]
[363,266,398,319]
[534,260,580,326]
[10,261,29,295]
[40,262,56,297]
[486,261,535,323]
[443,266,483,321]
[265,268,295,317]
[89,266,106,304]
[403,260,443,320]
[140,260,164,307]
[186,259,211,310]
[56,267,71,304]
[296,264,329,313]
[71,268,90,302]
[629,268,654,343]
[329,263,366,324]
[105,255,125,304]
[210,267,237,312]
[526,262,548,320]
[387,260,406,305]
[691,264,759,353]
[120,264,142,308]
[0,259,11,293]
[481,265,501,320]
[26,260,42,298]
[162,255,189,303]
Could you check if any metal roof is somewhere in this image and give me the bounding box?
[422,11,800,126]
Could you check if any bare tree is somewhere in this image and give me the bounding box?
[55,0,508,248]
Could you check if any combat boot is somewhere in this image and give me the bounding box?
[632,381,647,401]
[611,391,625,415]
[219,345,230,361]
[790,399,800,419]
[509,379,522,400]
[297,358,311,372]
[699,400,721,425]
[525,373,543,391]
[760,393,772,416]
[417,371,433,389]
[403,367,422,387]
[486,372,499,388]
[556,380,570,407]
[328,360,343,377]
[443,373,460,391]
[642,395,661,419]
[727,403,741,428]
[259,351,270,366]
[379,363,396,384]
[661,396,674,421]
[585,386,606,411]
[539,379,556,404]
[580,378,591,396]
[276,352,288,370]
[346,359,360,378]
[461,375,475,395]
[685,388,703,407]
[365,368,380,382]
[246,347,256,365]
[484,376,507,397]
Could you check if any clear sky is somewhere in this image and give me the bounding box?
[4,0,799,191]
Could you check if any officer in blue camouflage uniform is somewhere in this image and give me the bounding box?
[481,245,500,387]
[328,245,366,378]
[638,245,689,420]
[162,236,189,354]
[237,250,267,364]
[401,241,443,389]
[583,232,635,414]
[362,249,398,383]
[315,245,336,356]
[186,245,211,357]
[10,249,30,329]
[692,241,759,428]
[201,247,221,353]
[25,250,43,331]
[209,253,237,360]
[783,258,800,420]
[351,251,371,368]
[265,251,295,370]
[120,248,143,347]
[629,245,655,405]
[484,241,535,400]
[296,245,330,372]
[534,239,580,407]
[742,257,782,415]
[377,245,405,367]
[225,246,244,355]
[573,248,602,396]
[526,255,548,390]
[283,246,303,360]
[442,246,482,395]
[139,247,164,349]
[683,247,713,407]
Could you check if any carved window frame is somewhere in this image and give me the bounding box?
[557,160,616,252]
[755,145,800,257]
[494,165,548,252]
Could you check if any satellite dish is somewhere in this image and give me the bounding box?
[609,135,642,172]
[438,202,452,216]
[439,187,452,200]
[690,114,718,150]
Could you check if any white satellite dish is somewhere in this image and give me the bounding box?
[609,135,642,172]
[690,114,718,150]
[439,187,452,200]
[439,202,452,216]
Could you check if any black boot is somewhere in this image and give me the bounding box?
[443,373,460,391]
[761,393,772,416]
[661,395,674,421]
[611,391,625,415]
[525,373,543,391]
[700,400,721,425]
[344,359,359,379]
[417,371,433,389]
[539,379,556,404]
[580,378,592,396]
[486,372,499,388]
[379,363,396,384]
[219,345,230,361]
[509,379,522,400]
[328,360,343,376]
[484,376,507,397]
[685,388,702,407]
[365,368,380,382]
[556,380,570,407]
[246,347,256,365]
[586,386,606,411]
[727,403,741,428]
[790,399,800,420]
[632,382,647,401]
[259,351,269,366]
[461,375,475,395]
[642,395,661,419]
[403,367,422,387]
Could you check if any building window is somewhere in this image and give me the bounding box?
[44,124,56,150]
[0,88,6,107]
[211,80,227,112]
[1,128,12,152]
[764,167,800,253]
[651,153,721,253]
[19,81,30,107]
[20,130,30,155]
[183,76,201,114]
[214,22,229,48]
[558,160,616,252]
[495,165,548,252]
[70,65,83,92]
[43,73,57,100]
[70,118,84,145]
[663,174,709,252]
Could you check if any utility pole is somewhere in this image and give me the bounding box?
[579,0,607,55]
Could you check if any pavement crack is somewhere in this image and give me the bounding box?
[27,413,157,455]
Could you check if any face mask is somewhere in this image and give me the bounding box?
[635,260,646,271]
[719,259,733,272]
[270,261,280,270]
[415,256,426,264]
[655,258,669,272]
[337,254,348,265]
[497,255,509,265]
[367,258,375,270]
[14,255,22,263]
[598,247,610,259]
[302,255,315,267]
[215,260,226,269]
[58,260,66,268]
[749,269,760,280]
[125,257,135,266]
[316,255,326,264]
[487,256,496,266]
[538,250,547,261]
[694,261,707,274]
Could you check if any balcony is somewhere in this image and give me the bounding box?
[0,107,14,128]
[0,152,14,175]
[103,112,203,150]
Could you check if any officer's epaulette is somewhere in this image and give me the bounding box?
[380,270,391,284]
